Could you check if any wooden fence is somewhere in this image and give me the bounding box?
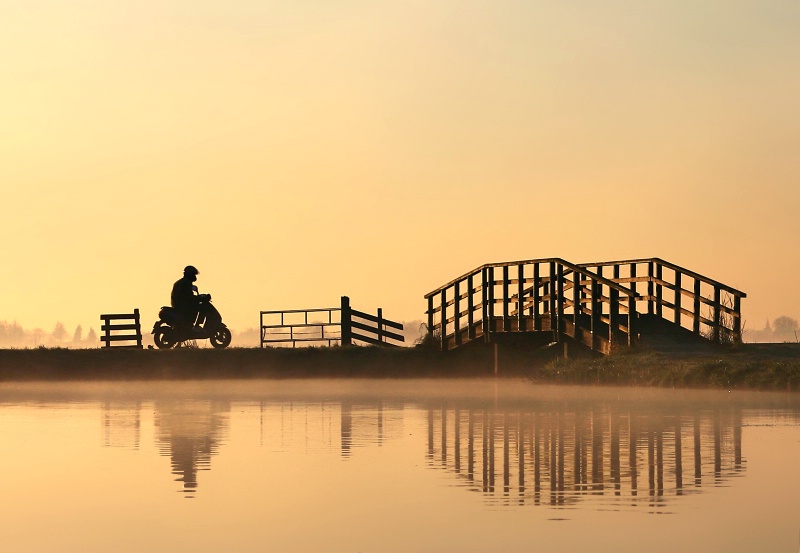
[260,296,404,348]
[260,306,342,347]
[100,309,143,349]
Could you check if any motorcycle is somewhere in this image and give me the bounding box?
[152,293,232,349]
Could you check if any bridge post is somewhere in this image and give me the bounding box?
[482,268,491,343]
[440,288,448,351]
[648,261,655,315]
[502,265,510,332]
[713,287,721,344]
[733,295,742,343]
[609,287,619,349]
[518,264,525,332]
[693,278,701,335]
[572,269,581,340]
[533,264,541,331]
[454,281,461,346]
[487,267,495,342]
[627,296,637,346]
[591,278,600,338]
[655,264,663,317]
[548,262,557,333]
[341,296,352,346]
[427,295,434,343]
[467,274,475,340]
[556,264,565,336]
[674,271,682,326]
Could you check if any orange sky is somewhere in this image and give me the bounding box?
[2,1,799,336]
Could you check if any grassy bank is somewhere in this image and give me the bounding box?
[534,343,800,391]
[0,345,494,381]
[0,343,798,391]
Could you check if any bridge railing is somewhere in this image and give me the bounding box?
[579,258,746,344]
[424,258,639,353]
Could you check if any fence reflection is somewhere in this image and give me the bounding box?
[425,405,745,508]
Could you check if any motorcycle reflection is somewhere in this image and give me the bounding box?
[152,293,232,349]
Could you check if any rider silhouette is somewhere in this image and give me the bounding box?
[171,265,203,329]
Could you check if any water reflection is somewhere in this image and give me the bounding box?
[424,405,745,511]
[84,382,798,509]
[103,399,403,497]
[339,401,404,457]
[154,400,230,497]
[101,401,141,449]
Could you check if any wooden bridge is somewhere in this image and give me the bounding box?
[424,258,745,354]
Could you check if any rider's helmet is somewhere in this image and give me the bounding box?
[184,265,199,276]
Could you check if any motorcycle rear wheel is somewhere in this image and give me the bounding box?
[154,326,177,349]
[210,327,232,349]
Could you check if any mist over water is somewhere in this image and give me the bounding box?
[1,379,799,552]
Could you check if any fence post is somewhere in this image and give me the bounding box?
[341,296,352,346]
[377,308,383,344]
[133,309,142,348]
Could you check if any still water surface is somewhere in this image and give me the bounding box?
[1,379,798,553]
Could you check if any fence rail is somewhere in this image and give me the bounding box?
[260,296,404,348]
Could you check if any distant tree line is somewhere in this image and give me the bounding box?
[746,316,800,343]
[0,321,98,348]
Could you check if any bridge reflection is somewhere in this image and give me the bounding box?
[425,405,744,508]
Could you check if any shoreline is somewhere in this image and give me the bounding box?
[0,343,798,391]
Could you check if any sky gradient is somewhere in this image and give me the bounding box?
[3,0,799,336]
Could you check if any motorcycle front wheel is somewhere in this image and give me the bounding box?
[210,327,232,349]
[154,326,178,349]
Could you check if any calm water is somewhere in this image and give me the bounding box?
[1,379,799,553]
